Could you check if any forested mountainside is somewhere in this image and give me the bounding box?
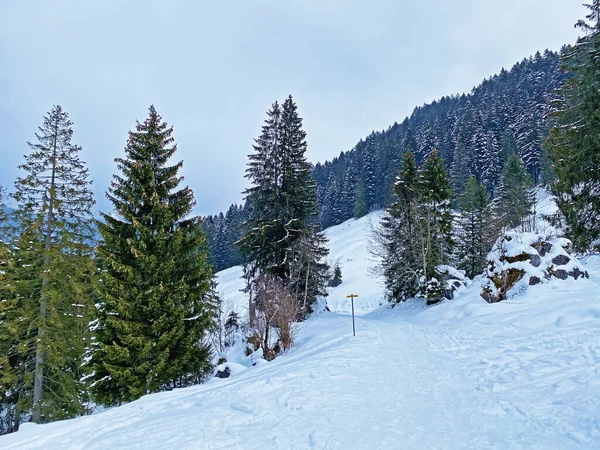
[203,48,569,272]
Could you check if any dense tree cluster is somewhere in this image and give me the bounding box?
[202,204,248,272]
[0,106,215,433]
[206,50,569,272]
[372,151,454,303]
[374,145,540,304]
[546,1,600,251]
[314,50,565,229]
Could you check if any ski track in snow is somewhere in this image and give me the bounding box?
[2,210,600,449]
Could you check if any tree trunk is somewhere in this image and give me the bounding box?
[32,130,57,424]
[302,262,310,312]
[248,284,256,328]
[13,400,21,433]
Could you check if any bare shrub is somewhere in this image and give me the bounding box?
[272,285,300,351]
[250,275,300,359]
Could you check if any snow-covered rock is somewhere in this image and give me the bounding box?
[481,232,589,303]
[436,264,468,301]
[214,362,247,379]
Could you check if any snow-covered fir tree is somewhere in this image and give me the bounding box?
[415,150,454,299]
[375,151,422,303]
[455,177,492,279]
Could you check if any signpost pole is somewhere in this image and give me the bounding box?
[346,294,359,336]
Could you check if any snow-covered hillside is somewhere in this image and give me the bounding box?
[217,211,386,317]
[2,211,600,449]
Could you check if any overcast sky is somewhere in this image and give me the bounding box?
[0,1,584,215]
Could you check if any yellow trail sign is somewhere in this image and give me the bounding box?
[346,294,359,298]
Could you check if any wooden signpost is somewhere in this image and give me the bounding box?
[346,294,358,336]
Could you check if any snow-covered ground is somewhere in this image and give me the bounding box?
[2,211,600,449]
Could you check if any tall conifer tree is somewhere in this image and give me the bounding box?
[90,106,214,406]
[498,154,534,231]
[0,106,96,426]
[238,96,328,315]
[416,150,454,298]
[456,177,491,279]
[377,151,422,302]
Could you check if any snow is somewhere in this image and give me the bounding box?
[215,265,247,316]
[322,212,386,315]
[3,211,600,449]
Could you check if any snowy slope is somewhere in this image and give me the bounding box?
[2,213,600,449]
[322,212,386,314]
[216,211,386,318]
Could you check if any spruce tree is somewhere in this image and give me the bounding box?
[417,122,435,162]
[481,132,501,194]
[338,160,358,222]
[515,107,542,183]
[498,154,534,231]
[377,151,422,302]
[0,106,96,426]
[546,1,600,250]
[319,172,340,228]
[329,265,342,287]
[224,311,240,346]
[401,128,418,159]
[356,136,378,210]
[238,96,328,315]
[416,150,454,298]
[471,126,488,181]
[90,106,214,406]
[450,140,474,195]
[456,177,491,279]
[238,101,285,278]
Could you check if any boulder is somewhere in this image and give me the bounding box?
[532,240,552,257]
[553,269,568,280]
[529,276,541,286]
[215,366,231,379]
[551,254,570,266]
[481,290,502,303]
[426,297,443,306]
[505,252,541,267]
[505,253,533,264]
[443,280,464,300]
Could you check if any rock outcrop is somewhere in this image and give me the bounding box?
[481,233,589,303]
